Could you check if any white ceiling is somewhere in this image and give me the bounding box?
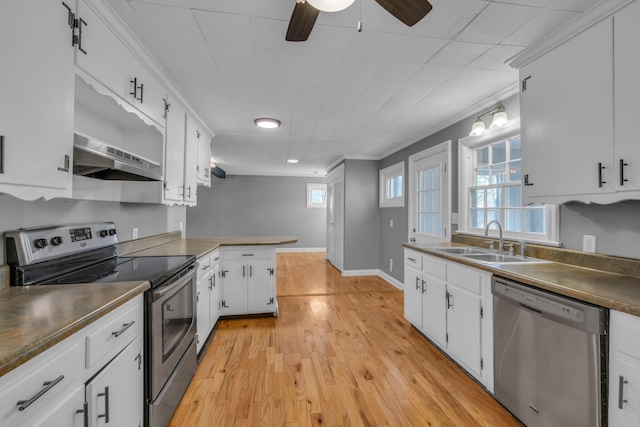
[108,0,599,176]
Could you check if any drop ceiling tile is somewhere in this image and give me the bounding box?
[430,41,493,67]
[547,0,600,12]
[410,0,489,39]
[255,49,300,73]
[193,9,253,46]
[246,0,295,20]
[388,36,449,64]
[130,2,203,41]
[344,30,403,60]
[186,0,248,14]
[467,45,524,71]
[456,2,540,44]
[250,17,302,52]
[130,0,189,7]
[502,9,580,46]
[373,60,422,82]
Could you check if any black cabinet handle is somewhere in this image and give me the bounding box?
[130,78,138,99]
[415,277,420,290]
[76,402,89,427]
[0,135,4,174]
[619,375,629,409]
[77,17,87,54]
[421,280,426,294]
[97,386,110,423]
[17,375,64,411]
[598,162,606,188]
[620,159,629,186]
[138,83,144,103]
[111,320,135,337]
[446,291,453,309]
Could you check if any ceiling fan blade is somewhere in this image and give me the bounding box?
[286,1,320,42]
[375,0,433,27]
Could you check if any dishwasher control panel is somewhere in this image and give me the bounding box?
[495,281,585,323]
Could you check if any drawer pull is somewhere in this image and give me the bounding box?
[111,320,135,337]
[98,386,110,423]
[407,257,416,262]
[17,375,64,411]
[201,264,210,271]
[242,253,254,257]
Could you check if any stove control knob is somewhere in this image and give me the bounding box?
[108,229,117,236]
[34,238,48,249]
[100,230,109,238]
[50,236,63,246]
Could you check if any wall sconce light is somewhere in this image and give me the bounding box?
[469,105,509,136]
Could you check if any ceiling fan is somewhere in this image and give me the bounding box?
[286,0,433,42]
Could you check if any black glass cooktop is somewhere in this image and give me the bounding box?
[45,255,195,288]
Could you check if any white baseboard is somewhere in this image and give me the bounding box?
[378,270,404,290]
[276,247,327,253]
[340,268,404,290]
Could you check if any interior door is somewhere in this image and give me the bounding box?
[408,143,451,244]
[326,165,344,271]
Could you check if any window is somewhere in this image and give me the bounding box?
[379,162,405,208]
[307,183,327,208]
[459,124,558,244]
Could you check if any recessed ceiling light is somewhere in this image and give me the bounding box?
[254,118,281,129]
[287,159,299,164]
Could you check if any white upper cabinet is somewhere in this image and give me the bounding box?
[183,115,199,204]
[519,17,614,204]
[197,127,212,187]
[163,96,187,204]
[613,0,640,194]
[516,0,640,204]
[0,1,75,200]
[75,0,166,128]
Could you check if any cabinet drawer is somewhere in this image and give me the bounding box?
[611,310,640,358]
[197,256,211,277]
[447,263,481,295]
[404,250,422,270]
[224,248,273,261]
[86,301,142,370]
[423,255,446,280]
[210,250,221,263]
[0,342,82,426]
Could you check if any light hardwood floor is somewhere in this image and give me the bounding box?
[170,252,522,426]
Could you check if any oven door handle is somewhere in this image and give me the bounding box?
[152,267,196,301]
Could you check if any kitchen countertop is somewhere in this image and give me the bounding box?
[127,236,298,258]
[0,281,149,377]
[404,242,640,317]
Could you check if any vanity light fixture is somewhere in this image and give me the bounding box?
[306,0,355,12]
[254,118,281,129]
[469,105,509,136]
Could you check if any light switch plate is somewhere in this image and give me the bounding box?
[133,228,139,240]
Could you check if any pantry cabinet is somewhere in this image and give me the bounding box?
[609,310,640,427]
[0,1,75,200]
[404,249,493,390]
[221,247,277,316]
[75,0,166,128]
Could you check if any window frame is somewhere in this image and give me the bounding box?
[306,183,327,208]
[458,122,560,245]
[379,161,405,208]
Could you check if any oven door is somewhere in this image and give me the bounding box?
[149,267,196,400]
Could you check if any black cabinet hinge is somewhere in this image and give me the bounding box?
[480,306,484,318]
[446,333,449,343]
[57,154,70,173]
[221,300,228,308]
[267,297,275,305]
[268,268,274,276]
[221,270,228,278]
[521,76,531,92]
[63,3,87,54]
[481,358,484,370]
[162,98,171,119]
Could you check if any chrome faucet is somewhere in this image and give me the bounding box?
[484,220,504,251]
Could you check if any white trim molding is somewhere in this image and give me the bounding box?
[276,247,327,253]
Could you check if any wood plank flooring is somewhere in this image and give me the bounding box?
[170,252,522,427]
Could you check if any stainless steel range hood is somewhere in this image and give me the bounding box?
[73,133,163,181]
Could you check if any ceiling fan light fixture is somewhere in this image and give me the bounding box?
[254,118,281,129]
[306,0,355,12]
[287,159,300,164]
[469,117,486,137]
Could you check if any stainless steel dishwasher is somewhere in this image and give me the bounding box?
[492,276,608,427]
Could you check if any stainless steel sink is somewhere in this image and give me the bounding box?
[435,247,490,255]
[461,253,550,265]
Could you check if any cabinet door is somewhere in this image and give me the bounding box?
[446,283,482,377]
[86,337,143,427]
[183,114,199,204]
[520,17,614,203]
[222,260,248,315]
[209,259,221,329]
[31,386,85,427]
[195,274,210,354]
[163,98,186,203]
[404,264,423,328]
[422,274,447,348]
[614,0,640,193]
[609,310,640,426]
[197,127,212,186]
[247,259,275,314]
[0,1,74,199]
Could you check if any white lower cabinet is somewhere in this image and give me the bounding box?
[404,249,493,390]
[609,310,640,427]
[195,248,221,354]
[0,295,144,427]
[221,247,277,316]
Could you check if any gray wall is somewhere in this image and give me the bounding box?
[186,175,327,249]
[378,94,522,282]
[0,195,185,262]
[344,160,380,271]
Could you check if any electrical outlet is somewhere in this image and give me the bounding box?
[389,258,393,272]
[390,219,393,228]
[583,235,596,253]
[132,228,139,240]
